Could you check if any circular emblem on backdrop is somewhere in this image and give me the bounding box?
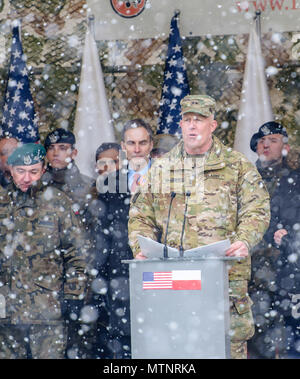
[110,0,146,18]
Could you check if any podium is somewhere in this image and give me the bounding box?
[124,256,235,359]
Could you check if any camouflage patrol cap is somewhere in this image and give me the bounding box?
[250,121,288,152]
[180,95,216,117]
[7,143,46,166]
[44,128,76,151]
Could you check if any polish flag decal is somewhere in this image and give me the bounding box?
[172,270,201,290]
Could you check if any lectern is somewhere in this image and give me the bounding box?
[124,256,235,359]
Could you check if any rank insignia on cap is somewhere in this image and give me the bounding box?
[180,95,216,117]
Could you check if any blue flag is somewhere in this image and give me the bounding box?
[0,26,40,142]
[157,13,190,135]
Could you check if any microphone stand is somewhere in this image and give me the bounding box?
[163,191,176,259]
[179,191,191,258]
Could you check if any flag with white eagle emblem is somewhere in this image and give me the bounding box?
[0,25,40,142]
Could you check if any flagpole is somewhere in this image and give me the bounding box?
[11,18,22,36]
[174,9,180,18]
[254,11,261,39]
[88,14,95,39]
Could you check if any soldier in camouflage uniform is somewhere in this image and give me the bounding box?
[42,129,96,358]
[0,143,87,359]
[128,95,270,359]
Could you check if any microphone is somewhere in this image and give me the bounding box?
[163,191,176,259]
[179,191,191,258]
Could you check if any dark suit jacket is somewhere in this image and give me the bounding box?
[91,169,133,340]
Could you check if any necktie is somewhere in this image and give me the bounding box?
[130,173,141,193]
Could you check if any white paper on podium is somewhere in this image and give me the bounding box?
[137,235,231,259]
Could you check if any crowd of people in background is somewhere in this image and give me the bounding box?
[0,95,299,359]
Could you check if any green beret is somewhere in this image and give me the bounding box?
[7,143,46,166]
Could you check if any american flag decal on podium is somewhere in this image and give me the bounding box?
[143,270,201,290]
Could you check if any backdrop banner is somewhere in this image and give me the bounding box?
[87,0,300,40]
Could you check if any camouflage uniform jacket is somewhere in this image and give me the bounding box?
[42,162,94,217]
[0,181,87,325]
[128,136,270,281]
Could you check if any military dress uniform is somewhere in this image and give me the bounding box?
[248,122,298,358]
[0,144,87,359]
[128,135,270,359]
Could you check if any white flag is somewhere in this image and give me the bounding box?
[234,24,273,164]
[74,28,115,178]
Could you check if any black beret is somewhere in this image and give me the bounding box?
[250,121,288,152]
[44,128,76,150]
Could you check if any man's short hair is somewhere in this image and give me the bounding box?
[121,119,153,141]
[95,142,122,162]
